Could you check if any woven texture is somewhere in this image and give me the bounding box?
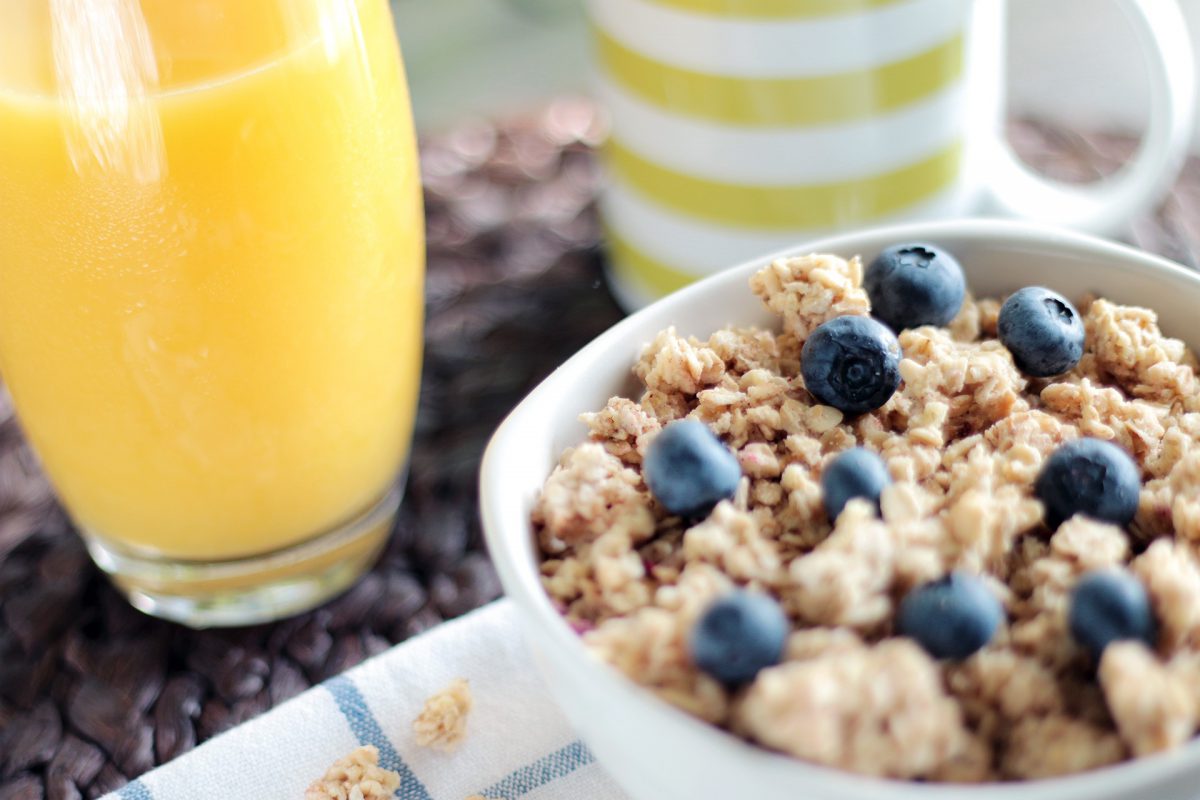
[1,102,1199,800]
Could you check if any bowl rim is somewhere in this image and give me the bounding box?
[479,217,1200,797]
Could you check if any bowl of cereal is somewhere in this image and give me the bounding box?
[479,218,1200,800]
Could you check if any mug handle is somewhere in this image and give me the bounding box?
[985,0,1195,235]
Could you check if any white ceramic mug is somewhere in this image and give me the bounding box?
[589,0,1196,309]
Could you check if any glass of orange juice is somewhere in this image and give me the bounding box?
[0,0,424,626]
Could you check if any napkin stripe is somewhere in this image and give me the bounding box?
[117,780,153,800]
[324,676,432,800]
[476,740,595,798]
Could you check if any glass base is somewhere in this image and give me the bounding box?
[83,486,401,628]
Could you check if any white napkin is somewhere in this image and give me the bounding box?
[102,600,629,800]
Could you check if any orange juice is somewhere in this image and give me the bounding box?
[0,0,423,562]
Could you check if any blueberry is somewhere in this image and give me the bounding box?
[643,419,741,518]
[800,316,901,415]
[689,591,788,686]
[821,447,891,521]
[896,573,1003,660]
[863,243,966,331]
[997,287,1085,377]
[1034,438,1140,529]
[1069,569,1156,661]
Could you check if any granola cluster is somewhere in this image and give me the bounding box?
[533,253,1200,781]
[413,678,473,752]
[304,746,400,800]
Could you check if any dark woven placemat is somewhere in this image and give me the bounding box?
[1,103,1198,800]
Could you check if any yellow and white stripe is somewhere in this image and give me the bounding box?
[591,0,965,82]
[597,78,968,184]
[589,0,975,305]
[601,179,971,304]
[639,0,908,19]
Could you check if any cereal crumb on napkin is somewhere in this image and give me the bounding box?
[414,677,473,751]
[304,745,399,800]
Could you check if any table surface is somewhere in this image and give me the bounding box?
[2,103,1200,800]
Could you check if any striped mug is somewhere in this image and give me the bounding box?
[589,0,1195,308]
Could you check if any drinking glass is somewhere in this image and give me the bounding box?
[0,0,425,626]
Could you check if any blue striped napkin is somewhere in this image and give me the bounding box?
[102,601,628,800]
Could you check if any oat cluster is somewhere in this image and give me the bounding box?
[413,678,473,752]
[533,253,1200,781]
[304,746,400,800]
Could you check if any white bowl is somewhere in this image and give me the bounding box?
[479,218,1200,800]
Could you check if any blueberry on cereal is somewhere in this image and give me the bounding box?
[643,419,741,518]
[997,286,1085,377]
[863,242,965,330]
[800,316,901,415]
[1069,569,1156,661]
[821,447,891,522]
[689,591,787,686]
[1034,438,1140,529]
[896,573,1002,660]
